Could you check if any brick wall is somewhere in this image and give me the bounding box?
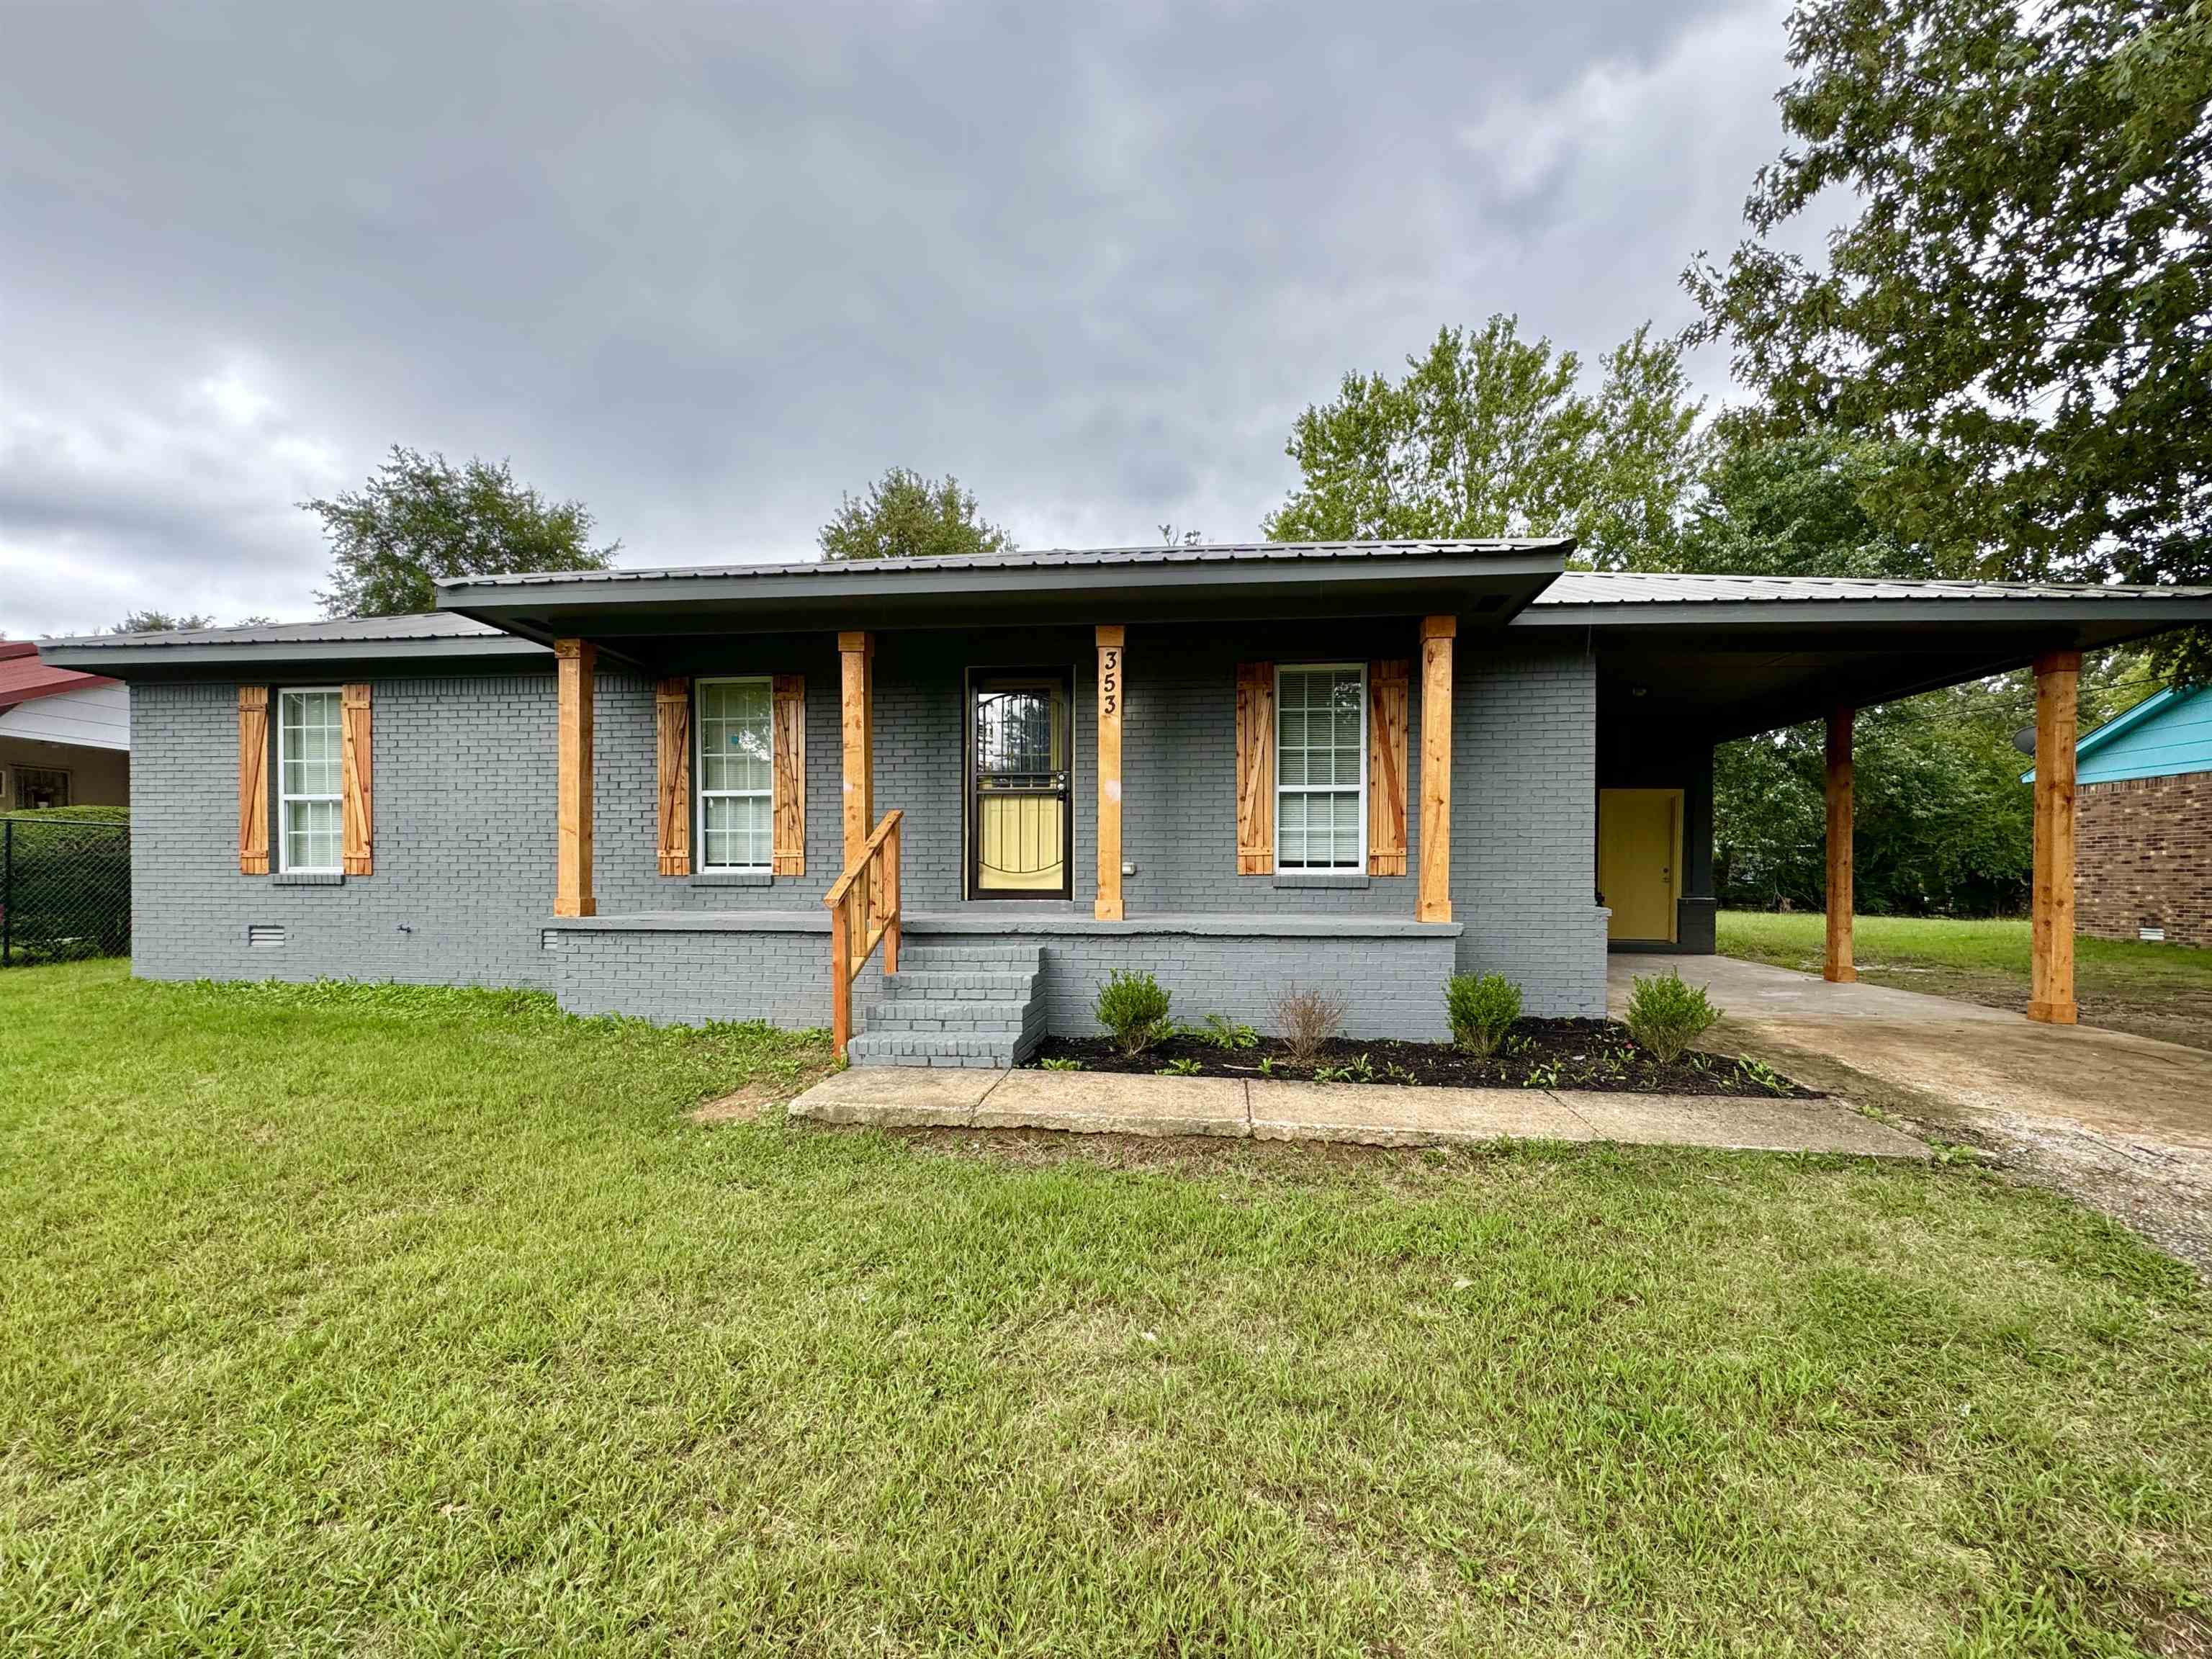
[125,621,1606,1017]
[2076,770,2212,948]
[130,673,559,988]
[547,921,883,1027]
[925,925,1460,1041]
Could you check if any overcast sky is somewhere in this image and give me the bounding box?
[1,0,1808,638]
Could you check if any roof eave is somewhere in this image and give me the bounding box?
[441,549,1573,642]
[36,634,549,675]
[1516,595,2212,628]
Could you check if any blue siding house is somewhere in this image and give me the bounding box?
[2030,686,2212,948]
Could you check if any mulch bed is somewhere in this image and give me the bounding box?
[1024,1018,1820,1099]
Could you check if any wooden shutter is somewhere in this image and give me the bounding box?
[772,673,806,876]
[237,686,269,875]
[655,678,692,876]
[1367,660,1409,876]
[341,683,374,876]
[1235,662,1274,875]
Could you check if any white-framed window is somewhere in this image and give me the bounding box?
[276,687,343,873]
[696,677,775,871]
[1276,662,1365,872]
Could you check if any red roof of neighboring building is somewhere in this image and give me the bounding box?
[0,640,119,711]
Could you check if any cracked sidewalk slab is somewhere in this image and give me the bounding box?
[977,1070,1250,1137]
[1248,1081,1597,1147]
[788,1068,1929,1159]
[786,1066,999,1128]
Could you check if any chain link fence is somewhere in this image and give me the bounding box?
[1,813,131,966]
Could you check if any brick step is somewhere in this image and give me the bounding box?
[850,939,1049,1068]
[879,969,1038,998]
[894,943,1044,970]
[864,997,1030,1029]
[847,1031,1024,1068]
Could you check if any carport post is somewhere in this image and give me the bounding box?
[2029,650,2081,1025]
[1823,706,1855,984]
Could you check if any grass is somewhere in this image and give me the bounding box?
[5,960,2211,1655]
[1720,910,2212,1051]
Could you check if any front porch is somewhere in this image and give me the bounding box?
[451,549,1601,1059]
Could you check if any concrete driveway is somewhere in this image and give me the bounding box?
[1612,952,2212,1274]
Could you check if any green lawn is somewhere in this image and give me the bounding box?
[1720,910,2212,1051]
[4,961,2211,1655]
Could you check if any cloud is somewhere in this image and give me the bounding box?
[0,0,1803,636]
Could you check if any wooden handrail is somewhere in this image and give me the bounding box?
[823,809,902,909]
[824,809,902,1059]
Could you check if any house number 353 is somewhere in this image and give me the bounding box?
[1100,649,1120,715]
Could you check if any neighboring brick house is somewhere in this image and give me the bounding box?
[38,545,2212,1061]
[2040,686,2212,949]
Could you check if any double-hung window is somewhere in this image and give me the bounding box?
[276,688,343,873]
[1276,663,1365,871]
[697,677,774,871]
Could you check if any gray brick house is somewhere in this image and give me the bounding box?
[41,542,2212,1060]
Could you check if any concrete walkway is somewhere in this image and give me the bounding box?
[1612,952,2212,1272]
[788,1066,1928,1158]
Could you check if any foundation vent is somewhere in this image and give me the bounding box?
[246,924,286,948]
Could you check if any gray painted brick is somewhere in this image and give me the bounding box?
[125,621,1605,1026]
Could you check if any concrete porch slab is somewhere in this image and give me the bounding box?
[788,1066,1001,1128]
[1564,1092,1929,1158]
[974,1070,1250,1138]
[1250,1082,1596,1147]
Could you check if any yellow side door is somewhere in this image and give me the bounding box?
[1598,788,1681,943]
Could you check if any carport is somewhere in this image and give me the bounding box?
[1518,572,2212,1025]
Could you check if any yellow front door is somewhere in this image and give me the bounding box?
[1598,788,1681,943]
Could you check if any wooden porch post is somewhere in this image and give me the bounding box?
[1823,706,1855,983]
[1095,625,1125,920]
[2030,649,2081,1025]
[839,631,873,868]
[554,639,595,917]
[1418,616,1455,923]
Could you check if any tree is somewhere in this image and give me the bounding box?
[112,611,215,634]
[1262,317,1703,567]
[1689,422,2051,916]
[307,447,618,619]
[1678,415,1974,580]
[1717,698,2038,918]
[818,469,1014,562]
[1685,0,2212,677]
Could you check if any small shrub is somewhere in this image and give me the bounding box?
[1156,1057,1202,1076]
[1095,969,1173,1057]
[1040,1056,1084,1072]
[1735,1055,1792,1097]
[1313,1051,1377,1084]
[1272,986,1346,1066]
[1200,1014,1260,1051]
[1624,971,1720,1065]
[1444,973,1522,1056]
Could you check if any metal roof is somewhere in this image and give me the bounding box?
[437,539,1576,594]
[40,612,521,651]
[1527,570,2212,609]
[37,611,547,672]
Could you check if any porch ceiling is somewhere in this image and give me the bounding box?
[1565,607,2212,740]
[436,540,1573,646]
